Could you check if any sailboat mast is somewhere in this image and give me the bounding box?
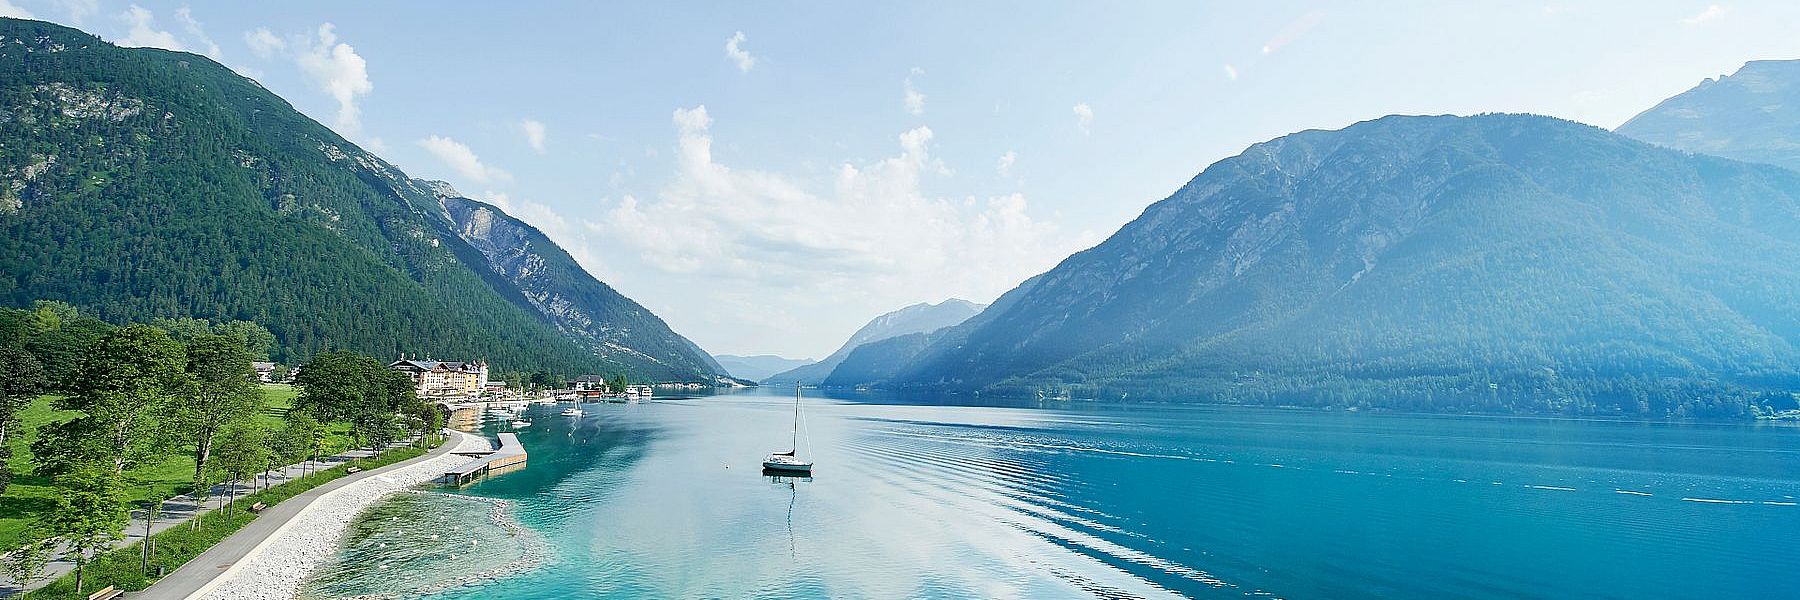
[791,386,801,454]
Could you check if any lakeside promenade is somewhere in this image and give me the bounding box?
[0,438,431,598]
[134,430,471,600]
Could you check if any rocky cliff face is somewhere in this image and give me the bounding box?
[438,193,726,381]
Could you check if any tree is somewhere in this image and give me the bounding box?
[0,534,56,589]
[179,333,264,482]
[211,422,271,517]
[528,370,553,391]
[0,346,47,494]
[217,321,276,361]
[607,373,629,394]
[294,351,419,449]
[277,411,324,477]
[18,308,113,392]
[46,465,127,595]
[33,324,191,477]
[292,350,376,423]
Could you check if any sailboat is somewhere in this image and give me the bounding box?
[763,386,814,473]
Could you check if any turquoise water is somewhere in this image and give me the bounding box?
[307,389,1800,599]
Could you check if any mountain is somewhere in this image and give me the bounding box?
[764,298,984,385]
[0,18,721,381]
[820,332,935,388]
[712,354,815,381]
[436,191,725,380]
[858,113,1800,418]
[1617,59,1800,171]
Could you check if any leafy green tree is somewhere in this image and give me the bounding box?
[607,373,629,394]
[291,350,377,423]
[14,305,114,392]
[0,533,56,589]
[211,421,271,517]
[278,410,325,476]
[527,370,549,391]
[0,345,47,493]
[217,320,276,361]
[178,333,264,482]
[294,351,421,449]
[33,324,191,477]
[46,465,127,595]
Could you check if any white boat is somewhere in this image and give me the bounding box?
[762,387,814,473]
[510,419,532,428]
[561,407,583,417]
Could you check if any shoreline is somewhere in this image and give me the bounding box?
[187,430,489,600]
[315,492,550,600]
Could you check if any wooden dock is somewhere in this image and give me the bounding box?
[443,432,527,485]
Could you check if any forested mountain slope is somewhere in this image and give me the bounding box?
[0,18,720,381]
[869,114,1800,418]
[764,299,983,385]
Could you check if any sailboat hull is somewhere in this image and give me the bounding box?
[762,453,813,472]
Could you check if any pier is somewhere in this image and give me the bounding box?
[443,432,528,485]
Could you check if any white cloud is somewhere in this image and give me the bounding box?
[116,5,187,52]
[1073,103,1093,135]
[903,68,926,116]
[1224,64,1239,81]
[417,135,512,184]
[1262,10,1325,54]
[174,7,221,59]
[52,0,96,24]
[724,31,755,72]
[590,105,1086,327]
[521,119,548,154]
[293,23,373,135]
[1682,4,1727,25]
[996,150,1016,177]
[243,27,285,58]
[361,136,389,155]
[0,0,34,19]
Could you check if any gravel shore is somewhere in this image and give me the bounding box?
[195,431,490,600]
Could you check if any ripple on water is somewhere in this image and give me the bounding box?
[297,490,548,600]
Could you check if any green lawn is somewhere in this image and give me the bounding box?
[19,437,441,599]
[0,384,354,551]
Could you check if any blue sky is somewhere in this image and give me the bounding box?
[4,1,1799,358]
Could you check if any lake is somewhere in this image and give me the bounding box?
[299,388,1800,599]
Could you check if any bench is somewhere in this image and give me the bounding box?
[346,466,363,474]
[249,502,268,514]
[87,585,123,600]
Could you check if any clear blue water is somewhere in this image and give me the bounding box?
[304,388,1800,599]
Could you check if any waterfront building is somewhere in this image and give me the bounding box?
[389,357,490,398]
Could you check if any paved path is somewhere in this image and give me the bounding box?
[131,432,466,600]
[0,438,428,598]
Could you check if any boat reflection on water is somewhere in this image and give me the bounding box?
[762,468,814,483]
[763,468,810,557]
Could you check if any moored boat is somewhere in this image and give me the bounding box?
[762,386,814,473]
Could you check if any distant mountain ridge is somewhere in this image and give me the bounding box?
[712,354,815,381]
[0,18,722,381]
[764,298,984,385]
[1617,59,1800,171]
[847,113,1800,418]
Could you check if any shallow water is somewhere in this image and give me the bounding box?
[306,389,1800,599]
